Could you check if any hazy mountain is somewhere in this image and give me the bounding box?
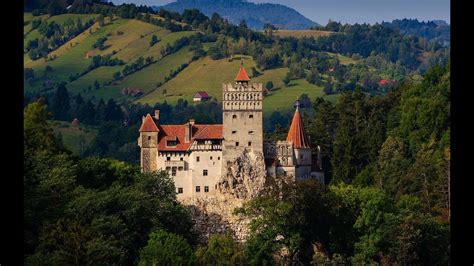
[154,0,319,30]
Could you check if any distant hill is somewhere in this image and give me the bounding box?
[381,19,450,46]
[154,0,319,30]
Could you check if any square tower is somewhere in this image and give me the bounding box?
[222,65,264,173]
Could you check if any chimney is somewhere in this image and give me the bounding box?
[185,119,195,143]
[154,109,160,121]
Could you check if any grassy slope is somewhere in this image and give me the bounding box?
[24,18,127,94]
[53,121,98,156]
[69,45,195,101]
[24,14,98,49]
[87,19,162,60]
[24,13,339,112]
[67,31,197,101]
[137,55,257,105]
[138,55,325,114]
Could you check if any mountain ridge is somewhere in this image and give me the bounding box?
[154,0,319,30]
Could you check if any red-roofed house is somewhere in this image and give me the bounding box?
[378,79,396,86]
[193,91,210,102]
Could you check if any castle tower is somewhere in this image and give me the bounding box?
[138,113,159,173]
[286,101,312,180]
[222,64,264,174]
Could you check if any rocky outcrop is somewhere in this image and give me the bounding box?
[217,150,267,199]
[181,150,269,243]
[181,195,250,243]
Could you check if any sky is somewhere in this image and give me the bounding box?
[110,0,450,25]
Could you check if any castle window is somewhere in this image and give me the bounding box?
[232,114,237,119]
[249,115,253,119]
[204,186,209,193]
[196,186,201,192]
[196,156,200,162]
[232,130,237,134]
[171,167,177,176]
[166,167,171,171]
[248,131,254,135]
[180,157,183,161]
[248,141,252,147]
[178,188,183,193]
[218,157,220,160]
[210,156,213,160]
[301,155,304,159]
[148,136,151,140]
[203,169,208,176]
[236,142,239,147]
[178,166,183,171]
[166,157,171,161]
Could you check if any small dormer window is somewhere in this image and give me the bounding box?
[167,140,177,146]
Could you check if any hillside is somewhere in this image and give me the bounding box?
[137,55,326,114]
[156,0,319,30]
[271,29,334,39]
[24,6,449,125]
[53,120,98,156]
[381,19,450,46]
[23,12,333,115]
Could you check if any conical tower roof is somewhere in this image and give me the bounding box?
[235,64,250,82]
[139,114,159,132]
[286,102,310,149]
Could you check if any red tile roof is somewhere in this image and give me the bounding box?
[378,79,396,86]
[286,107,310,149]
[235,65,250,82]
[194,91,210,98]
[156,124,223,151]
[139,114,159,132]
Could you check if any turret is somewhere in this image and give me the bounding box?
[138,113,160,172]
[286,101,312,179]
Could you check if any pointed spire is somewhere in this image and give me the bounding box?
[286,104,310,149]
[235,61,250,82]
[139,113,159,132]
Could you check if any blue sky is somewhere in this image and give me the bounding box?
[110,0,450,25]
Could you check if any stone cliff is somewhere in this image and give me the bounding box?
[218,150,267,199]
[182,150,268,243]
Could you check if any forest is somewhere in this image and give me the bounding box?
[24,63,450,265]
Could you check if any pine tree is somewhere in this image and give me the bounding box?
[51,82,71,121]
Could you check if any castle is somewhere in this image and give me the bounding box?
[138,65,324,199]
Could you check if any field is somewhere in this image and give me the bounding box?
[52,121,98,156]
[24,18,127,94]
[272,29,334,38]
[24,13,98,49]
[78,45,195,101]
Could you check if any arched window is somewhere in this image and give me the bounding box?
[232,114,237,119]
